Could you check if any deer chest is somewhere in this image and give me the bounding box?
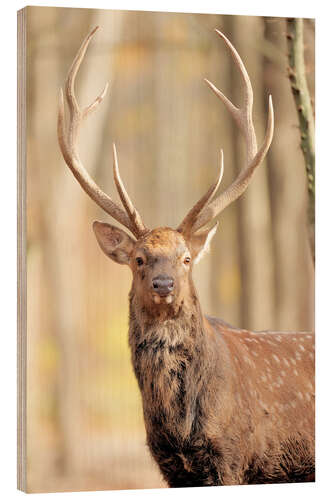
[146,422,223,487]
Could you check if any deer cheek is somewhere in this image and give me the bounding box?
[138,269,146,281]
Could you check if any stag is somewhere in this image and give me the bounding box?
[58,27,315,486]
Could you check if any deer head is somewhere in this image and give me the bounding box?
[93,223,219,312]
[58,26,274,314]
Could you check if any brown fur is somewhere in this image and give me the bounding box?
[94,225,315,487]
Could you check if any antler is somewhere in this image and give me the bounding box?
[178,29,274,233]
[57,26,148,239]
[178,150,224,235]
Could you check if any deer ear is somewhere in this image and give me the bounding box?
[93,221,136,265]
[190,222,219,264]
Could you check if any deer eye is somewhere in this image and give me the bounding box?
[136,257,144,266]
[184,256,191,264]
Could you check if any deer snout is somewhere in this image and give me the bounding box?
[152,275,174,297]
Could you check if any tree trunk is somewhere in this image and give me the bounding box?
[264,18,314,331]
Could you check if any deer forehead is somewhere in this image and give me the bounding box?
[136,228,189,258]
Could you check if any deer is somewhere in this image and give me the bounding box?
[57,26,315,487]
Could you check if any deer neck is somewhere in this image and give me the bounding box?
[128,283,215,440]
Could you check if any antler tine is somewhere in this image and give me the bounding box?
[58,26,147,238]
[65,26,99,119]
[215,29,253,113]
[193,97,274,231]
[204,79,239,121]
[112,144,148,235]
[82,82,109,119]
[178,150,224,234]
[65,26,109,121]
[188,30,274,233]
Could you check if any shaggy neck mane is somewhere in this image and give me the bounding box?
[128,282,217,443]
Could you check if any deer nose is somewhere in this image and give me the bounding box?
[152,275,174,296]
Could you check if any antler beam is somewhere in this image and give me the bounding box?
[58,26,148,238]
[177,150,224,235]
[179,29,274,234]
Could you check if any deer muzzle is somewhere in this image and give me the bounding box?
[152,275,174,298]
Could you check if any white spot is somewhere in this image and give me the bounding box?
[306,335,313,339]
[252,351,259,357]
[165,295,173,304]
[276,335,282,341]
[290,358,297,366]
[244,356,254,366]
[307,381,314,391]
[153,295,161,304]
[281,370,286,377]
[258,400,267,409]
[283,358,290,367]
[309,352,314,360]
[293,369,298,376]
[299,344,305,352]
[298,392,304,400]
[272,354,280,364]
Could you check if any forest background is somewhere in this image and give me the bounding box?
[24,6,314,492]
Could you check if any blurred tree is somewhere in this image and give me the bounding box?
[231,16,275,331]
[286,18,315,262]
[264,17,314,331]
